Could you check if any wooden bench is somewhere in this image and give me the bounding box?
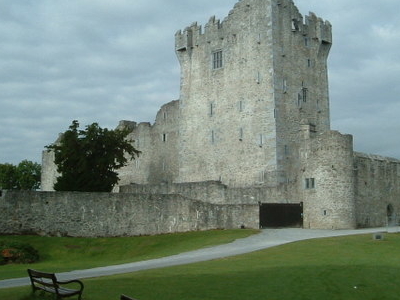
[27,269,84,300]
[121,294,139,300]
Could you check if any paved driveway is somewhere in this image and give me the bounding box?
[0,227,392,289]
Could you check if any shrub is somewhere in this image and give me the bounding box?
[0,241,39,264]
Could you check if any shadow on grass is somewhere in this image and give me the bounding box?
[17,292,54,300]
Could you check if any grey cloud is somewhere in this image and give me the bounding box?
[0,0,399,165]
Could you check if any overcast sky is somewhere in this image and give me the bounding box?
[0,0,399,165]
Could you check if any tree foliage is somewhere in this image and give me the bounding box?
[0,160,41,190]
[46,120,140,192]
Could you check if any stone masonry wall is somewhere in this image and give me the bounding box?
[118,100,180,186]
[354,152,400,228]
[299,131,356,229]
[121,181,290,205]
[0,190,259,237]
[176,0,278,187]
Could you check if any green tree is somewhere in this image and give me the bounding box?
[0,160,41,190]
[46,120,140,192]
[0,163,18,189]
[16,160,41,190]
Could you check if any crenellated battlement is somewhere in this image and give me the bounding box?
[279,0,332,44]
[175,0,331,56]
[304,12,332,45]
[175,0,250,52]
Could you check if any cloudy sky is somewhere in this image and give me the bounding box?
[0,0,399,165]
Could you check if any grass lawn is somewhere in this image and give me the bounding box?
[0,229,258,280]
[1,231,400,300]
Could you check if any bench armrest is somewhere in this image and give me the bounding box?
[57,279,84,291]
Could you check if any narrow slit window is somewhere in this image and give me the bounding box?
[284,145,289,156]
[283,79,287,93]
[162,133,167,142]
[259,134,264,146]
[239,100,244,112]
[304,37,309,47]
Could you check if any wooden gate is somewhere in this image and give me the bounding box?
[259,203,303,228]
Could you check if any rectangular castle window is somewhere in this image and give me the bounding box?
[162,133,167,142]
[302,87,308,102]
[305,178,315,189]
[212,50,223,69]
[239,127,244,141]
[211,130,215,144]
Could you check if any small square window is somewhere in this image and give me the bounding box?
[305,178,315,189]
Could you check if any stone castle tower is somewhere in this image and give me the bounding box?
[175,0,331,187]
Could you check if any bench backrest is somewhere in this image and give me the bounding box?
[28,269,59,289]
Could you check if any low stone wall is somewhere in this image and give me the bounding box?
[0,190,259,237]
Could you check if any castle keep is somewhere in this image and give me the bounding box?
[38,0,400,233]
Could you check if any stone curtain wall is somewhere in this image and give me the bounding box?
[120,181,290,205]
[0,191,259,237]
[354,152,400,228]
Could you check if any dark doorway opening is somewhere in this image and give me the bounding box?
[259,203,303,228]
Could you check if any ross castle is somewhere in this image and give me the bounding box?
[41,0,400,231]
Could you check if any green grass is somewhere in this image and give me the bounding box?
[2,232,400,300]
[0,229,258,280]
